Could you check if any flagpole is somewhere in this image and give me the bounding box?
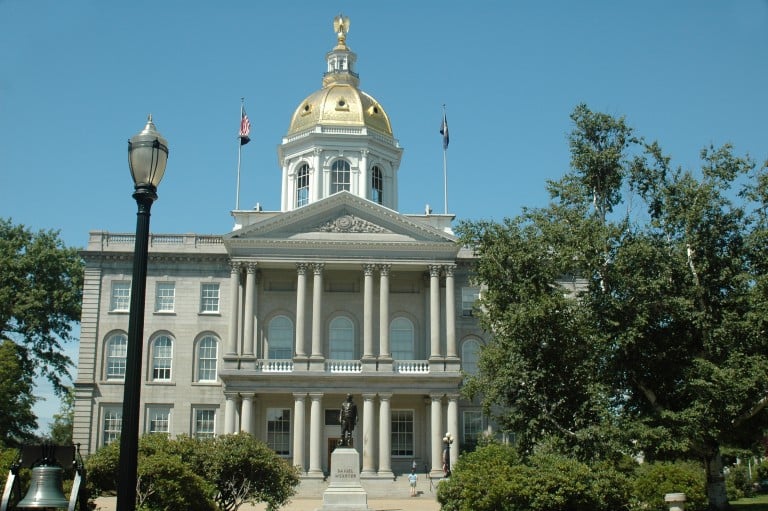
[235,99,244,211]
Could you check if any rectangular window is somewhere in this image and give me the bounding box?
[266,408,291,455]
[194,408,216,439]
[463,410,484,451]
[147,406,171,434]
[461,287,481,317]
[200,283,220,313]
[391,410,414,457]
[155,282,175,312]
[102,406,122,446]
[110,281,131,312]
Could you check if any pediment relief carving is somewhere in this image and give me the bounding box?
[314,213,391,234]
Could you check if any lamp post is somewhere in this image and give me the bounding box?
[442,432,454,478]
[117,115,168,511]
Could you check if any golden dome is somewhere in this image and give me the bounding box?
[287,84,394,136]
[286,14,394,137]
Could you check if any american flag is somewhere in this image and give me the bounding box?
[440,113,449,150]
[239,110,251,145]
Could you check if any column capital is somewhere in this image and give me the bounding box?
[296,262,309,275]
[428,264,442,278]
[361,392,377,400]
[229,260,242,273]
[362,263,376,276]
[308,392,324,400]
[312,262,325,274]
[378,263,391,276]
[378,392,393,401]
[446,393,460,401]
[245,261,258,273]
[443,264,456,277]
[293,392,308,401]
[429,393,444,402]
[239,392,255,401]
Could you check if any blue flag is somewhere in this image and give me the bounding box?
[440,113,449,149]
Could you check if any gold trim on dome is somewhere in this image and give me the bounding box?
[300,103,313,117]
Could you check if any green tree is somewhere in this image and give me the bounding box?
[86,435,215,511]
[437,442,632,511]
[86,434,299,511]
[0,340,37,446]
[0,219,83,394]
[458,104,768,510]
[188,434,300,511]
[47,387,74,444]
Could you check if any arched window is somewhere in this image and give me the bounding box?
[329,316,354,359]
[331,160,350,193]
[105,333,127,380]
[371,165,383,204]
[197,335,218,382]
[390,317,414,359]
[296,164,310,207]
[151,335,173,381]
[268,316,293,359]
[462,337,482,375]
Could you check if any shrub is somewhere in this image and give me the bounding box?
[725,463,753,500]
[631,461,707,511]
[437,443,632,511]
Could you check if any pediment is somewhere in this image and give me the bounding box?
[224,192,458,260]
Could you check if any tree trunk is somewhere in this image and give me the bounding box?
[705,449,729,511]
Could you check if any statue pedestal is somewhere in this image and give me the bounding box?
[316,447,371,511]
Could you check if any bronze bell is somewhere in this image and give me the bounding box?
[16,465,70,509]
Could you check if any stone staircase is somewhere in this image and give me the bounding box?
[295,473,442,499]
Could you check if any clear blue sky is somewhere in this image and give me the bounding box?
[2,0,767,429]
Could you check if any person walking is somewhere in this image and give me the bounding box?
[408,468,418,496]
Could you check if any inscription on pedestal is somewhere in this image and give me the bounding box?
[317,447,371,511]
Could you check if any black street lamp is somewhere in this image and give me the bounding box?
[117,115,168,511]
[442,432,454,478]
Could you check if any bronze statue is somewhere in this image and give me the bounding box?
[339,393,358,447]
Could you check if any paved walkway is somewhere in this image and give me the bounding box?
[95,489,441,511]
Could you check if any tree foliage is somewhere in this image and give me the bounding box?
[47,387,74,445]
[437,442,632,511]
[85,433,299,511]
[458,103,768,510]
[0,219,83,394]
[0,339,37,446]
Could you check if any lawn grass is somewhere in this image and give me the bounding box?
[731,493,768,511]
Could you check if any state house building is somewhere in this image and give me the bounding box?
[72,17,489,478]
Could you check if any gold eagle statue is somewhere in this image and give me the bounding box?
[333,14,350,45]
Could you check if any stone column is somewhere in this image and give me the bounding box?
[429,265,442,359]
[447,394,460,456]
[293,393,307,473]
[378,264,391,359]
[430,394,443,475]
[308,392,324,477]
[243,263,257,356]
[295,263,308,358]
[361,393,376,476]
[226,262,241,355]
[240,393,254,434]
[311,263,325,359]
[445,264,457,358]
[224,393,238,434]
[312,148,322,203]
[363,264,375,359]
[378,393,393,477]
[360,149,369,199]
